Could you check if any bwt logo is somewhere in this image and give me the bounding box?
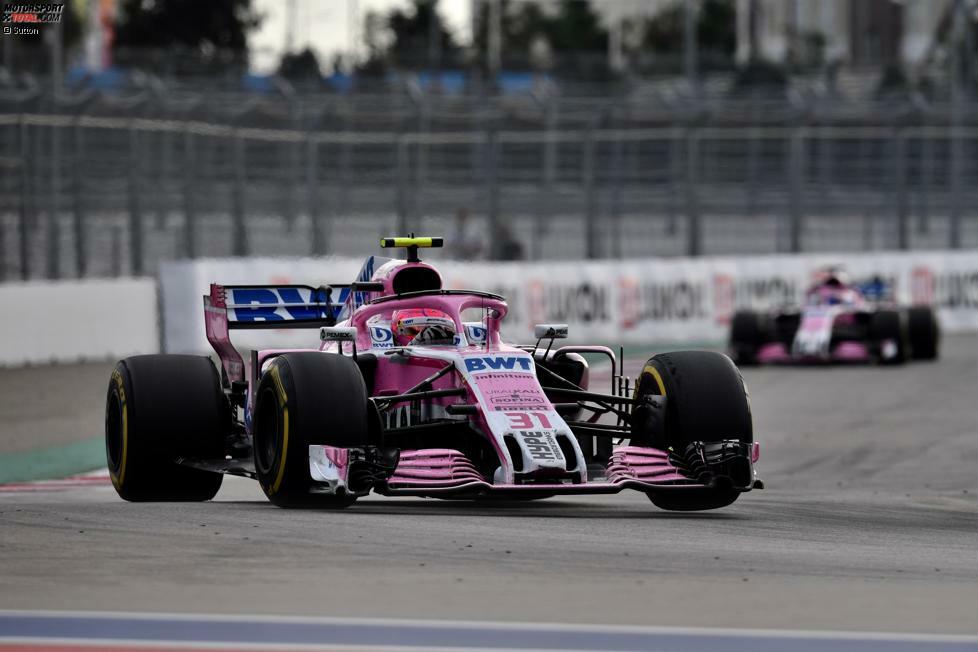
[230,288,329,322]
[370,327,392,342]
[465,325,487,342]
[464,356,532,373]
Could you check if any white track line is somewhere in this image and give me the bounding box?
[1,610,975,652]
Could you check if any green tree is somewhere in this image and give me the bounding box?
[278,47,323,84]
[471,0,608,73]
[113,0,261,52]
[643,0,736,61]
[360,0,462,72]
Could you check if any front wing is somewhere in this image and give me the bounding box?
[370,440,762,498]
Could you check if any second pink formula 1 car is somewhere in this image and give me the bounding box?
[105,238,762,512]
[729,267,940,366]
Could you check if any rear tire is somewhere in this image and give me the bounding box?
[907,306,939,360]
[253,352,370,509]
[105,355,226,502]
[632,351,753,511]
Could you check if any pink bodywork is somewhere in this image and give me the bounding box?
[756,301,872,364]
[757,339,869,364]
[377,445,719,496]
[832,341,870,361]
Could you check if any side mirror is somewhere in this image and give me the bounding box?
[534,324,569,340]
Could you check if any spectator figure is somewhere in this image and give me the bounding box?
[496,223,524,261]
[453,208,482,260]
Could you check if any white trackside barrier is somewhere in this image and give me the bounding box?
[0,278,159,366]
[159,251,978,354]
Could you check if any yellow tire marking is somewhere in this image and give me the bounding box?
[268,364,290,496]
[639,363,667,397]
[109,369,129,489]
[270,365,288,405]
[120,401,128,486]
[648,366,667,396]
[271,407,289,495]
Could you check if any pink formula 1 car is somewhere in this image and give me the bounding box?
[106,238,761,511]
[729,268,940,366]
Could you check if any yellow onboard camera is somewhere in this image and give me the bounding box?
[380,236,443,263]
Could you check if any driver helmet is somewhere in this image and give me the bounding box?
[812,266,850,289]
[391,309,456,346]
[808,266,853,305]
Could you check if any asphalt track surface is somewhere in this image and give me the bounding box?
[1,337,977,650]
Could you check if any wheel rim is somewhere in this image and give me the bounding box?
[106,390,124,470]
[255,387,281,474]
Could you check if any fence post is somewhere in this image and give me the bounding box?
[747,125,759,217]
[396,136,410,236]
[894,129,909,250]
[583,116,599,259]
[817,127,831,215]
[486,120,500,259]
[918,126,932,234]
[231,130,248,257]
[307,138,325,255]
[47,110,61,279]
[286,99,299,231]
[127,121,144,275]
[948,129,963,250]
[182,129,197,259]
[72,116,85,277]
[685,128,700,257]
[666,128,680,235]
[18,115,31,280]
[339,103,353,225]
[416,92,430,190]
[111,225,122,277]
[948,127,963,251]
[609,110,624,259]
[788,127,805,253]
[535,98,557,260]
[948,0,965,249]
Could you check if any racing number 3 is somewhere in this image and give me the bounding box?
[505,412,553,430]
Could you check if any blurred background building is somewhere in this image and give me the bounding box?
[0,0,976,279]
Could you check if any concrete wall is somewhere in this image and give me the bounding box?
[0,278,158,366]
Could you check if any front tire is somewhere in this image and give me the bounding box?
[870,310,907,365]
[728,311,766,366]
[253,352,370,509]
[105,355,226,502]
[632,351,753,511]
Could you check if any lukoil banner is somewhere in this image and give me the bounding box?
[159,250,978,354]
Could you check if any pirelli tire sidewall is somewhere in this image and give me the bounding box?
[633,351,753,511]
[252,352,369,508]
[105,355,226,502]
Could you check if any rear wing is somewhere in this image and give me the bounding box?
[204,283,378,384]
[208,284,344,329]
